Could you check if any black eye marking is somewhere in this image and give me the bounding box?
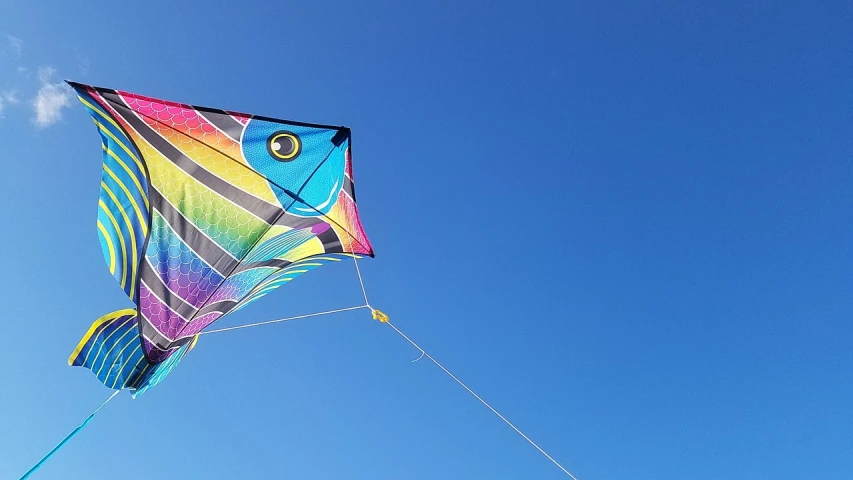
[267,131,301,161]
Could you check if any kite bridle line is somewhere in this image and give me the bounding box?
[196,304,370,336]
[200,252,580,479]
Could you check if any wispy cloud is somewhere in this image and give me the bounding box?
[0,91,19,116]
[32,67,72,127]
[3,35,22,57]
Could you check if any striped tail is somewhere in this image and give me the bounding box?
[69,309,198,396]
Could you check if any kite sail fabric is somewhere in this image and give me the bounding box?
[67,82,373,396]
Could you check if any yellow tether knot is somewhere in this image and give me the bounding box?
[372,309,389,323]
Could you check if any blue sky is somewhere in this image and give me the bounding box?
[1,1,852,478]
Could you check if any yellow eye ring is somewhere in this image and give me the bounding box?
[267,131,301,161]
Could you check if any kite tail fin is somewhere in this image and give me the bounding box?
[68,308,150,391]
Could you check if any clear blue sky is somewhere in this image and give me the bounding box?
[1,1,851,478]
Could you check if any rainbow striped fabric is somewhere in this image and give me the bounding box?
[67,82,373,395]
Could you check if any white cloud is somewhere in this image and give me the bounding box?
[32,67,72,127]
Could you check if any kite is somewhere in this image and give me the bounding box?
[66,81,374,396]
[21,83,576,479]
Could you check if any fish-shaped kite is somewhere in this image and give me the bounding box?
[67,82,373,396]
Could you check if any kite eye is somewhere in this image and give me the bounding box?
[266,131,301,161]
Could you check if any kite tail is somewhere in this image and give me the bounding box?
[68,308,151,391]
[20,390,120,479]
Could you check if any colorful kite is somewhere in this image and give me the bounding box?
[22,83,574,479]
[67,82,373,396]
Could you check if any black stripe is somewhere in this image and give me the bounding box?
[196,300,238,317]
[150,188,238,275]
[317,227,344,254]
[140,321,193,352]
[343,175,354,199]
[99,91,284,223]
[265,183,335,229]
[139,262,198,319]
[198,108,245,142]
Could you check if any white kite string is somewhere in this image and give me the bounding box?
[349,255,579,479]
[351,253,371,308]
[383,320,578,479]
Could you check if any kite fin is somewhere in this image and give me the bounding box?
[68,309,150,390]
[72,85,150,302]
[69,308,199,396]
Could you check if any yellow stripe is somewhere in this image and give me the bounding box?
[130,362,153,388]
[94,319,140,378]
[282,269,308,274]
[258,277,293,290]
[83,315,136,368]
[256,282,288,294]
[103,144,149,209]
[97,220,116,274]
[80,94,147,179]
[103,163,148,235]
[78,95,123,134]
[102,182,139,298]
[68,309,136,366]
[246,287,276,299]
[242,283,286,304]
[94,119,146,177]
[145,119,279,205]
[252,277,293,294]
[308,256,343,262]
[109,343,141,389]
[99,200,128,290]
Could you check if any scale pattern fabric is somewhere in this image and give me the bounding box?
[67,82,373,394]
